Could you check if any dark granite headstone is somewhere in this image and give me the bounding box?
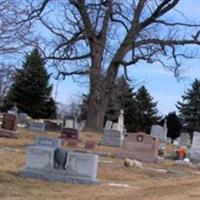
[44,120,61,132]
[61,128,79,140]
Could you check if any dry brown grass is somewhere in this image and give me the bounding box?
[1,129,200,200]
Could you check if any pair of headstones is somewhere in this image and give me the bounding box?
[20,137,100,184]
[102,110,125,147]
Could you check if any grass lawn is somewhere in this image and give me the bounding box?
[1,128,200,200]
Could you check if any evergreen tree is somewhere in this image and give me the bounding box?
[177,79,200,132]
[3,48,56,119]
[166,112,182,143]
[133,86,160,133]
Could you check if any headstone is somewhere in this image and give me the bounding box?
[0,113,18,138]
[151,125,166,141]
[66,152,98,179]
[61,128,79,140]
[102,110,125,147]
[29,121,46,132]
[25,146,55,171]
[63,116,77,129]
[117,109,124,133]
[180,132,191,147]
[102,129,124,147]
[105,120,113,129]
[18,113,28,124]
[44,120,61,132]
[20,140,100,184]
[2,113,18,131]
[189,132,200,163]
[118,133,162,163]
[35,137,62,148]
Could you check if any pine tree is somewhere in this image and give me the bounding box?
[177,79,200,132]
[3,48,56,119]
[133,86,160,133]
[166,112,182,143]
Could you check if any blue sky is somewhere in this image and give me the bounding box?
[50,1,200,115]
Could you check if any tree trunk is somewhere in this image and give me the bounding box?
[84,85,109,132]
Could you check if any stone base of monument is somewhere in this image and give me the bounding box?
[0,128,18,138]
[189,149,200,163]
[20,169,100,185]
[101,129,123,147]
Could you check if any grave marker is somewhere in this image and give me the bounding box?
[0,113,18,138]
[118,133,162,163]
[189,132,200,163]
[20,138,100,184]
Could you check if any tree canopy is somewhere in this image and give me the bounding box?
[177,79,200,132]
[3,48,56,119]
[2,1,200,131]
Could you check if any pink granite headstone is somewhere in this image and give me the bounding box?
[118,132,162,163]
[0,113,18,138]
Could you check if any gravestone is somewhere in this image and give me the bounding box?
[63,116,77,129]
[0,113,18,138]
[66,152,98,180]
[150,125,167,141]
[61,128,79,140]
[189,132,200,163]
[102,110,125,147]
[104,120,113,129]
[18,113,28,124]
[20,140,100,184]
[180,132,191,147]
[118,133,162,163]
[25,146,55,171]
[29,121,46,132]
[44,120,61,132]
[35,137,62,148]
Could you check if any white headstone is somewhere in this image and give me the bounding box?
[105,120,113,129]
[26,146,55,170]
[66,152,98,179]
[117,109,124,133]
[191,132,200,149]
[189,131,200,163]
[151,125,165,141]
[65,119,74,128]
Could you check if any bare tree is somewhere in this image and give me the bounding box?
[0,0,33,56]
[0,63,14,108]
[19,0,200,131]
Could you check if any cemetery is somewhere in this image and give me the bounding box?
[2,1,200,200]
[1,116,200,200]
